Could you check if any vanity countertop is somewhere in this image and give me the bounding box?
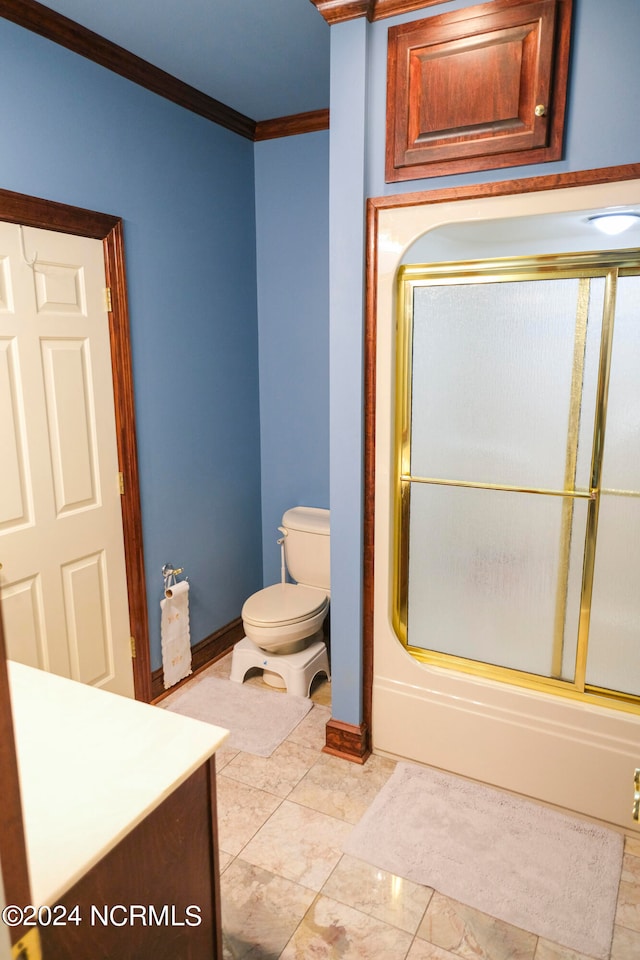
[8,661,228,907]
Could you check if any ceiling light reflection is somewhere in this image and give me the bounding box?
[588,212,640,236]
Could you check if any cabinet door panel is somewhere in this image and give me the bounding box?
[386,0,572,181]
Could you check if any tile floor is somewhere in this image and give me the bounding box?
[164,654,640,960]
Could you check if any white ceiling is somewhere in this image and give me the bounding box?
[404,206,640,263]
[36,0,331,122]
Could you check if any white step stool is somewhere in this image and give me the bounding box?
[229,636,330,699]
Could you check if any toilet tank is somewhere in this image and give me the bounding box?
[282,507,330,592]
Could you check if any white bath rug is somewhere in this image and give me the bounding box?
[164,676,312,757]
[344,761,624,959]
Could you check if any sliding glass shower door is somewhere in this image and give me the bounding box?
[586,275,640,699]
[394,253,640,709]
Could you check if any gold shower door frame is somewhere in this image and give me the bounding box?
[393,250,640,713]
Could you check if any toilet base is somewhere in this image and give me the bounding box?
[229,636,330,699]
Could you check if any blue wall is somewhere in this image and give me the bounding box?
[328,0,640,724]
[254,133,330,585]
[5,0,639,719]
[365,0,640,198]
[0,19,263,672]
[328,18,369,724]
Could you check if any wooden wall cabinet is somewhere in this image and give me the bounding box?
[386,0,573,182]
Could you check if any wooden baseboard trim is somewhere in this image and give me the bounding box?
[151,616,243,701]
[323,718,371,764]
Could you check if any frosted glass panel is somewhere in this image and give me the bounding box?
[410,278,602,490]
[586,496,640,695]
[407,484,587,679]
[586,275,640,696]
[600,276,640,492]
[575,278,604,489]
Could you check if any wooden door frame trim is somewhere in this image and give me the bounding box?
[363,162,640,746]
[0,607,31,943]
[0,187,152,702]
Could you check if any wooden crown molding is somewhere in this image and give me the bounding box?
[254,109,330,141]
[310,0,447,25]
[2,1,330,140]
[0,0,256,139]
[310,0,373,25]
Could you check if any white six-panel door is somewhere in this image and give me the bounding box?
[0,222,134,697]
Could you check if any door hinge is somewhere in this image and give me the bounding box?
[130,636,136,658]
[118,471,125,495]
[12,928,42,960]
[105,286,113,312]
[633,768,640,822]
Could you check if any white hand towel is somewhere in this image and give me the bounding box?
[161,580,192,689]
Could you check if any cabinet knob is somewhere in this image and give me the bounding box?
[535,104,547,117]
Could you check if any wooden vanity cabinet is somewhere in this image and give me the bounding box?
[39,758,222,960]
[0,607,227,960]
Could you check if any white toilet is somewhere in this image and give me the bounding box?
[230,506,330,698]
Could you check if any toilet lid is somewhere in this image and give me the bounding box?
[242,583,328,627]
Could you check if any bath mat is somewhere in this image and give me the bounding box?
[164,676,312,757]
[344,762,623,959]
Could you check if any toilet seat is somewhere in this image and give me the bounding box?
[242,582,328,628]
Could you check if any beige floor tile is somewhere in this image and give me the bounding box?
[215,745,241,771]
[615,880,640,933]
[222,740,320,798]
[621,853,640,884]
[288,751,396,823]
[406,941,460,959]
[624,835,640,858]
[241,799,352,891]
[309,674,332,707]
[286,702,332,750]
[174,655,637,959]
[322,853,433,934]
[218,850,234,873]
[610,923,640,959]
[220,858,316,960]
[206,652,234,678]
[216,775,282,856]
[534,939,595,959]
[279,894,413,959]
[417,892,537,960]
